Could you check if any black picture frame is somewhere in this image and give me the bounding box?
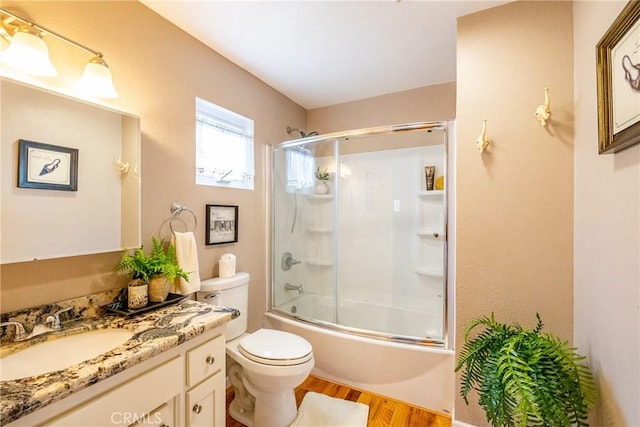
[18,139,78,191]
[205,204,238,245]
[596,1,640,154]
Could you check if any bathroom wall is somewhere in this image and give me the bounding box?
[0,1,307,333]
[307,82,456,134]
[573,2,639,426]
[455,1,574,424]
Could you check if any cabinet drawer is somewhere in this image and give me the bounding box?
[186,334,224,387]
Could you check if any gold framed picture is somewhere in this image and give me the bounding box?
[596,1,640,154]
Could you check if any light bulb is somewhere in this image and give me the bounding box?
[77,55,118,99]
[0,27,56,76]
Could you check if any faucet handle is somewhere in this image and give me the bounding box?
[47,307,73,330]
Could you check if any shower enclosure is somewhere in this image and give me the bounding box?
[270,122,450,346]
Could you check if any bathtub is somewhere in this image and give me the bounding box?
[264,295,454,415]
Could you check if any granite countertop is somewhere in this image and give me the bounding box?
[0,297,238,425]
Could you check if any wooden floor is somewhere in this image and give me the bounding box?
[225,374,451,427]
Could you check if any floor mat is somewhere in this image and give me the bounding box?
[290,392,369,427]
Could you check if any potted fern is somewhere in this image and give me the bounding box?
[455,313,596,427]
[116,236,188,302]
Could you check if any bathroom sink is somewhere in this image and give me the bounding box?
[0,328,134,381]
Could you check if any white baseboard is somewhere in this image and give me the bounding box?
[452,420,477,427]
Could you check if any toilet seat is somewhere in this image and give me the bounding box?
[238,329,313,366]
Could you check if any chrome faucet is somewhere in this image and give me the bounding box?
[281,252,302,271]
[284,282,304,294]
[0,321,29,341]
[46,307,73,330]
[0,307,73,342]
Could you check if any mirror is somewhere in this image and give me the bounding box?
[1,78,141,264]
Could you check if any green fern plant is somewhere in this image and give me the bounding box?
[455,313,596,427]
[116,236,188,283]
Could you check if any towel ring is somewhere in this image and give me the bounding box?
[169,203,197,234]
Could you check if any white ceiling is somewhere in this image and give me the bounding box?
[141,1,510,109]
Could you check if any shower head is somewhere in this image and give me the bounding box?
[286,126,318,138]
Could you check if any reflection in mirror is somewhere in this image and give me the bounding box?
[1,78,140,264]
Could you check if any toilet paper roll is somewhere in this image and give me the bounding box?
[219,253,236,278]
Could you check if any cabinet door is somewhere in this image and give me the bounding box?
[45,357,182,426]
[131,399,177,427]
[185,372,225,427]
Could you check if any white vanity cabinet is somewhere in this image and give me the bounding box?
[6,327,226,427]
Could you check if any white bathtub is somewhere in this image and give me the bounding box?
[274,294,444,341]
[264,297,454,415]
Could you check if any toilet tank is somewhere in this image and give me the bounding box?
[197,272,249,341]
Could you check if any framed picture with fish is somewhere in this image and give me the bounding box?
[597,1,640,154]
[17,139,78,191]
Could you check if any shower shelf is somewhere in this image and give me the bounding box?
[306,194,334,201]
[415,266,443,277]
[307,258,334,267]
[417,190,444,198]
[307,227,333,234]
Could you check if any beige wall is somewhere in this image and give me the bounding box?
[307,82,456,134]
[455,2,574,424]
[574,2,639,426]
[0,1,307,333]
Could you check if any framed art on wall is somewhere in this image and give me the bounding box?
[205,204,238,245]
[596,1,640,154]
[18,139,78,191]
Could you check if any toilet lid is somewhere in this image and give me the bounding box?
[238,329,313,366]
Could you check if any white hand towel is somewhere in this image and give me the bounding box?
[171,231,201,295]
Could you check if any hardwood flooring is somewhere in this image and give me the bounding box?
[225,374,451,427]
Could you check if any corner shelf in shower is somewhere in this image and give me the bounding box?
[307,258,334,267]
[415,266,443,277]
[417,190,444,198]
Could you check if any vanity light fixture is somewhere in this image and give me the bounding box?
[0,8,118,99]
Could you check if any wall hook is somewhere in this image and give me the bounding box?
[476,119,490,152]
[535,87,551,126]
[116,158,130,174]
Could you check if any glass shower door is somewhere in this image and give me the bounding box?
[334,130,446,341]
[272,139,337,324]
[271,122,449,345]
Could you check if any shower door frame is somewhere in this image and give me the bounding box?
[268,121,452,348]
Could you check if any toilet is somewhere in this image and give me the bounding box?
[197,272,314,427]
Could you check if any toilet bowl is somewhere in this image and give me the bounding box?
[197,273,314,427]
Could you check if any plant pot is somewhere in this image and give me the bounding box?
[314,180,330,195]
[127,279,148,309]
[148,275,171,302]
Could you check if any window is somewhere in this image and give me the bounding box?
[195,97,254,190]
[286,146,315,192]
